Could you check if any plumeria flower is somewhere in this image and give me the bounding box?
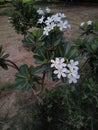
[46,7,51,13]
[8,17,11,20]
[67,60,79,71]
[67,68,78,77]
[67,68,80,83]
[58,13,66,18]
[50,57,80,83]
[68,74,80,84]
[43,26,51,35]
[57,20,69,31]
[52,14,61,22]
[51,58,66,69]
[80,22,85,27]
[45,17,53,25]
[8,17,11,23]
[87,20,92,25]
[37,8,44,15]
[53,68,67,79]
[37,16,45,24]
[48,22,56,30]
[67,69,80,83]
[67,24,71,29]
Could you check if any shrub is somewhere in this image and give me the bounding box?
[32,77,98,130]
[9,0,39,36]
[75,21,98,79]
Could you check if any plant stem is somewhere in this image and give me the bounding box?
[6,59,19,71]
[41,71,46,92]
[80,58,89,71]
[31,71,46,99]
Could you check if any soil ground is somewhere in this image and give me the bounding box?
[0,2,98,129]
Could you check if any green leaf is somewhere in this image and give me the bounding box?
[23,29,43,49]
[0,45,9,70]
[55,43,79,60]
[2,54,9,59]
[15,65,41,90]
[0,60,8,70]
[0,45,3,53]
[34,48,52,65]
[30,65,49,75]
[91,44,97,52]
[47,116,52,123]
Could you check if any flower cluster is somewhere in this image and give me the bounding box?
[51,58,80,84]
[80,20,93,27]
[37,7,71,36]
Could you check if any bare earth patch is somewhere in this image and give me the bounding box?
[0,16,35,83]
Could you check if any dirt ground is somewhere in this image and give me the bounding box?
[0,16,35,84]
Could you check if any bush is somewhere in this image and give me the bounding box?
[75,21,98,80]
[32,78,98,130]
[9,0,39,36]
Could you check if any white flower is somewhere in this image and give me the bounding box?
[67,60,80,84]
[43,26,51,35]
[50,58,80,83]
[58,13,66,18]
[67,69,78,77]
[45,17,53,25]
[8,17,11,19]
[68,74,80,84]
[67,60,79,71]
[46,7,51,13]
[67,68,80,84]
[8,17,11,23]
[51,14,61,22]
[54,68,67,79]
[37,8,44,15]
[80,22,85,27]
[67,24,71,29]
[87,20,92,25]
[37,16,44,24]
[48,22,56,30]
[57,20,69,31]
[51,58,66,69]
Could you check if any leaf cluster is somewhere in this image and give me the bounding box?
[32,78,98,130]
[15,65,42,91]
[0,45,9,70]
[9,0,39,35]
[80,21,98,37]
[75,21,98,78]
